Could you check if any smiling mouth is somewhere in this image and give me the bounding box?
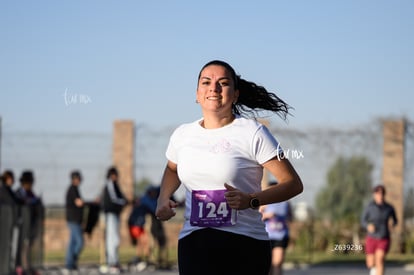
[206,96,221,100]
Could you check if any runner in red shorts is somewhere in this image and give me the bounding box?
[361,185,397,275]
[128,187,159,270]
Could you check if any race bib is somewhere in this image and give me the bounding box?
[190,189,237,227]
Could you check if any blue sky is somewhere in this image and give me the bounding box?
[1,1,413,205]
[1,0,413,133]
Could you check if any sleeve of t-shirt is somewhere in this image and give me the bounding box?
[165,127,180,164]
[252,124,283,164]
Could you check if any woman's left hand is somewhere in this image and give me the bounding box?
[224,183,250,210]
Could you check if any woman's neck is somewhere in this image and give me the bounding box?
[200,113,235,129]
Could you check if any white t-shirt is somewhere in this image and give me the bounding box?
[166,116,282,240]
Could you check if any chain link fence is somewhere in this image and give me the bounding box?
[1,118,414,268]
[1,118,413,207]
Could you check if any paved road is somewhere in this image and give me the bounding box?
[39,263,414,275]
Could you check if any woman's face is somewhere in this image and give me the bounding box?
[196,65,239,115]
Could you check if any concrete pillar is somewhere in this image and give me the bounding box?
[382,119,405,253]
[112,120,135,246]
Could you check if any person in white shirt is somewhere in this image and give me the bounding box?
[101,167,127,274]
[155,60,303,275]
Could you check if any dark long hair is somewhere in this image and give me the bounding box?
[198,60,292,120]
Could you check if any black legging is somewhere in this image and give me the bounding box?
[178,228,271,275]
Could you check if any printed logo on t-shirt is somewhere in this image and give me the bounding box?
[190,189,237,227]
[209,139,232,154]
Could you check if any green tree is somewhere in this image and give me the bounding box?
[316,155,373,224]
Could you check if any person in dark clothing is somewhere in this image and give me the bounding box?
[64,170,84,272]
[15,171,41,206]
[0,170,19,205]
[0,170,22,274]
[101,166,127,274]
[128,186,163,271]
[15,170,42,275]
[361,184,397,275]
